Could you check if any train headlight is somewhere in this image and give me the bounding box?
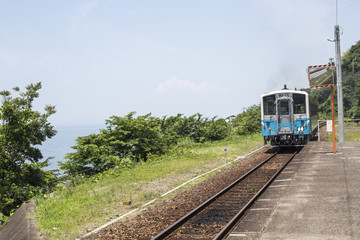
[301,126,304,131]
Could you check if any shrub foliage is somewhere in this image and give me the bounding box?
[0,83,56,220]
[0,83,263,221]
[59,106,261,177]
[60,112,235,176]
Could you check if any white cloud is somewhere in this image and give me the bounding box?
[0,48,19,66]
[153,77,229,95]
[78,1,98,20]
[71,1,98,30]
[259,0,332,47]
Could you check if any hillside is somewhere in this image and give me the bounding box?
[308,40,360,119]
[342,40,360,118]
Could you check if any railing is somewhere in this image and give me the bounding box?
[318,119,360,141]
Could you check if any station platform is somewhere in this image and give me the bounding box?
[227,141,360,240]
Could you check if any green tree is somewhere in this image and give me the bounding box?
[232,104,261,135]
[204,117,230,141]
[0,82,56,220]
[104,112,167,162]
[306,87,331,119]
[60,112,231,177]
[307,40,360,119]
[341,40,360,118]
[342,40,360,74]
[61,112,170,176]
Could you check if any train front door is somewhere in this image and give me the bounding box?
[277,99,293,133]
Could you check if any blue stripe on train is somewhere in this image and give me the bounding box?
[262,118,311,136]
[293,118,311,135]
[261,120,277,136]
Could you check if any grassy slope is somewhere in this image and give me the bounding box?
[35,134,263,239]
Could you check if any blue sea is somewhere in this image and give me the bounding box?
[39,124,104,170]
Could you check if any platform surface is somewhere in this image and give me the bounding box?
[227,141,360,240]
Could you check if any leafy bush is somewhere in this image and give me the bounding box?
[231,104,261,135]
[59,113,232,177]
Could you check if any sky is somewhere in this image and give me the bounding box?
[1,0,359,126]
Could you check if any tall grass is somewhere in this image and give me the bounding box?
[35,134,263,239]
[324,120,360,141]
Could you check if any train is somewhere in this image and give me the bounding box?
[261,85,317,146]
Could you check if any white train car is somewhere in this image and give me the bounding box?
[261,86,316,146]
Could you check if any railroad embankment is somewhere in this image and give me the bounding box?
[0,200,42,240]
[1,134,263,240]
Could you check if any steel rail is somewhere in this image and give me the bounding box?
[213,150,299,240]
[151,151,279,240]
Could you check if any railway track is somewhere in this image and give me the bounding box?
[152,148,300,240]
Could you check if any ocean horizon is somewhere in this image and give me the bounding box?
[39,124,105,171]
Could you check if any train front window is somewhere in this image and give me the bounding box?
[263,95,276,115]
[293,94,306,114]
[280,101,289,115]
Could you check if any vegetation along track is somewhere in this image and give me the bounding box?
[152,147,300,240]
[88,147,300,240]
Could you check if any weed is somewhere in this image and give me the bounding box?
[35,134,262,239]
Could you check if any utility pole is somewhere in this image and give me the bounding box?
[335,24,345,142]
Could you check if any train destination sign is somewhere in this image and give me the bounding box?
[307,63,335,88]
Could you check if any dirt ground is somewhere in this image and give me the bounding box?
[318,124,328,141]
